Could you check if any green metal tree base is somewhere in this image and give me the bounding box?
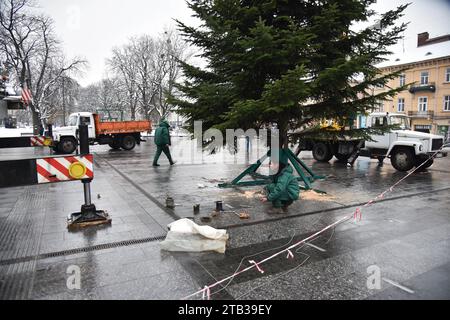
[218,148,325,192]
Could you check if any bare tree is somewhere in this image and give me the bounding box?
[43,74,80,125]
[153,30,190,119]
[107,30,190,122]
[108,45,139,120]
[77,83,101,113]
[77,77,126,120]
[0,0,86,133]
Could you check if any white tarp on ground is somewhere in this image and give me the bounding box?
[160,218,229,253]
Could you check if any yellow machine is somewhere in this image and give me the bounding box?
[319,118,347,130]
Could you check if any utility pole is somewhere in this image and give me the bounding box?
[62,75,66,126]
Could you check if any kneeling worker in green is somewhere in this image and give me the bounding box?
[261,152,300,213]
[153,119,175,166]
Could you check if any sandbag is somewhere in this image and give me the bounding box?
[160,219,229,253]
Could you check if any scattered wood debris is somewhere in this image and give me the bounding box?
[300,190,336,201]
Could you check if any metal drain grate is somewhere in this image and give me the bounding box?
[0,234,167,266]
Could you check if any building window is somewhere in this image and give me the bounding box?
[446,68,450,82]
[418,96,428,112]
[399,74,406,86]
[415,125,431,133]
[374,102,384,112]
[398,98,405,112]
[444,95,450,111]
[420,71,429,85]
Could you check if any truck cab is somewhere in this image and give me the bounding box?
[67,112,96,138]
[52,112,95,153]
[363,112,448,171]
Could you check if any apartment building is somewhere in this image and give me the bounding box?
[373,32,450,138]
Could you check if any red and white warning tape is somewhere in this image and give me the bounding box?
[37,154,94,184]
[181,143,450,300]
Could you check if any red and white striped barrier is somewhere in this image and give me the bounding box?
[37,154,94,184]
[30,136,44,146]
[30,136,49,147]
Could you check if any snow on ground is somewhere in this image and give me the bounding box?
[0,126,34,137]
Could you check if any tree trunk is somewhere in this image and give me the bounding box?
[32,109,41,135]
[278,121,289,149]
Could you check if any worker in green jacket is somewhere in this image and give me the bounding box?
[152,119,175,166]
[261,151,300,213]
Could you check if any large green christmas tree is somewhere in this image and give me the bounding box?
[172,0,409,148]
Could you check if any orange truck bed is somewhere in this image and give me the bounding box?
[93,114,152,135]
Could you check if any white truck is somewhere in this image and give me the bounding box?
[297,112,449,172]
[51,112,152,154]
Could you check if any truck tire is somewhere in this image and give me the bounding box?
[58,137,77,154]
[121,135,136,151]
[415,157,434,171]
[335,153,350,162]
[313,143,333,162]
[108,140,121,150]
[390,147,415,172]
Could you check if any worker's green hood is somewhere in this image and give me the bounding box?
[154,120,171,146]
[267,164,300,202]
[159,120,170,128]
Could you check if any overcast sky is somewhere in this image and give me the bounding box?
[38,0,450,87]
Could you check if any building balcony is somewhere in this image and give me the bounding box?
[408,110,434,118]
[433,114,450,120]
[409,82,436,94]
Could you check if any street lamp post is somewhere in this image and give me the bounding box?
[62,75,66,126]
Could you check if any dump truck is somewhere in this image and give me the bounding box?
[296,112,449,171]
[52,112,152,154]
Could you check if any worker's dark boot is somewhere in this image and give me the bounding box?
[282,200,293,213]
[268,207,284,214]
[152,163,160,167]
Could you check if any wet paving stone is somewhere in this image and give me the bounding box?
[0,141,449,299]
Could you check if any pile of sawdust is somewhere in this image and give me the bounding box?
[301,190,336,201]
[243,190,265,199]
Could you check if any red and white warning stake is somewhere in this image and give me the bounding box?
[36,155,94,184]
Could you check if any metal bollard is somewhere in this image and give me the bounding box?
[47,124,53,138]
[215,201,224,212]
[67,177,111,231]
[78,124,89,155]
[67,128,111,230]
